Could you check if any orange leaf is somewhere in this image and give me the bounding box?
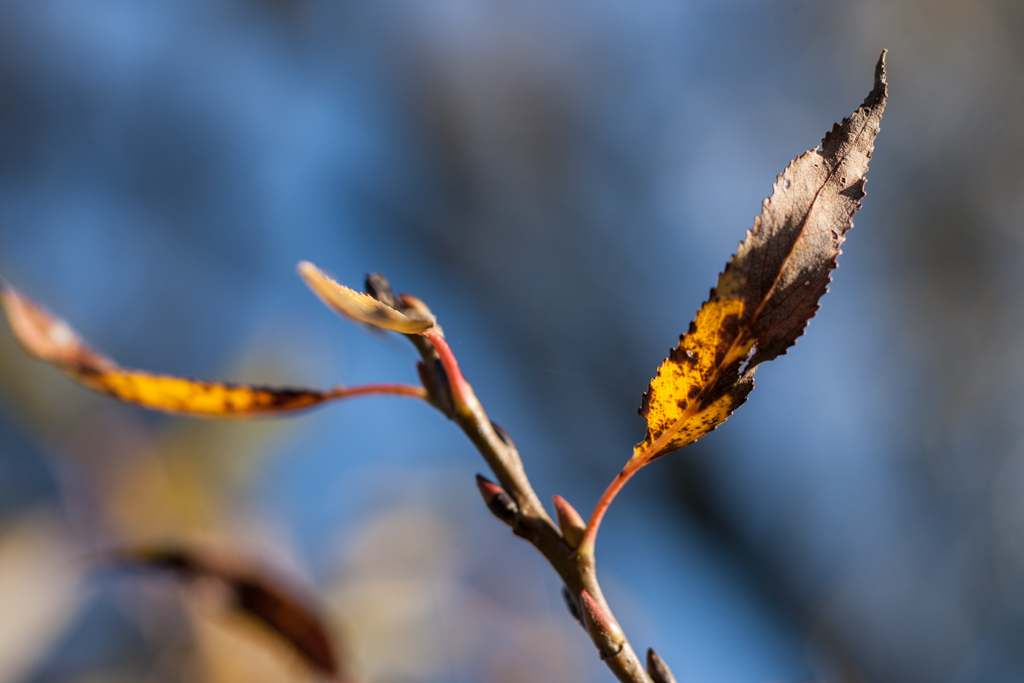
[0,281,339,416]
[635,51,888,464]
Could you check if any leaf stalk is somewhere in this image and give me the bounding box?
[578,458,643,558]
[325,383,428,401]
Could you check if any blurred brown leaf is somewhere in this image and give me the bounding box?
[106,545,345,681]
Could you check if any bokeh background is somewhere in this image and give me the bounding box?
[2,1,1023,682]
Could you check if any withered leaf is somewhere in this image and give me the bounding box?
[106,546,341,679]
[0,280,343,416]
[635,51,887,464]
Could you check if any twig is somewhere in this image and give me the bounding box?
[417,327,652,683]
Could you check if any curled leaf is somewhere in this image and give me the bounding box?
[298,261,434,334]
[0,280,341,416]
[636,51,888,464]
[105,545,341,679]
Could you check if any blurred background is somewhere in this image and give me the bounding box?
[1,0,1022,681]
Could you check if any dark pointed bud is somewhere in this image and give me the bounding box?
[490,421,513,446]
[365,272,399,308]
[417,359,454,417]
[416,360,431,392]
[552,495,586,549]
[580,590,625,659]
[475,474,518,524]
[561,586,584,627]
[646,648,677,683]
[431,357,454,414]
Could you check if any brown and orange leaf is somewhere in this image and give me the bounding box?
[635,51,888,465]
[298,261,435,334]
[0,280,346,416]
[105,545,343,680]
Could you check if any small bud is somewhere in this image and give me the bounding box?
[398,293,441,333]
[417,360,454,416]
[561,586,584,627]
[490,421,513,446]
[579,590,625,660]
[416,359,431,390]
[646,648,677,683]
[552,495,586,549]
[475,474,518,524]
[365,272,399,307]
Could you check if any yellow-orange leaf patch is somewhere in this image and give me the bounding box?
[0,281,341,416]
[634,51,888,464]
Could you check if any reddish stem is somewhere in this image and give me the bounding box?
[327,383,427,401]
[578,458,643,558]
[421,328,475,411]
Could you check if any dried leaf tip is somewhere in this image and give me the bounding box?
[0,281,90,363]
[853,49,887,116]
[297,261,435,334]
[874,50,887,97]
